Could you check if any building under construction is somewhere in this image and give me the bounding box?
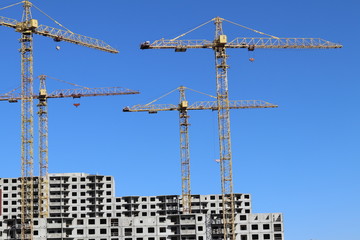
[0,173,284,240]
[0,1,342,240]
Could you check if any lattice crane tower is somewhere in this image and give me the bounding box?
[35,75,139,219]
[0,1,118,239]
[140,16,342,240]
[0,75,138,220]
[123,86,278,214]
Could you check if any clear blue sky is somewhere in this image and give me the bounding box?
[0,1,358,240]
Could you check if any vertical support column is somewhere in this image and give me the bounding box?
[20,1,34,239]
[213,17,235,240]
[179,86,192,214]
[38,75,49,218]
[205,214,213,240]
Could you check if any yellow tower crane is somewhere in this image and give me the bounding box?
[140,17,342,240]
[0,1,118,238]
[0,75,139,221]
[123,86,278,214]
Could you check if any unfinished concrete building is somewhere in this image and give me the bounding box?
[0,173,284,240]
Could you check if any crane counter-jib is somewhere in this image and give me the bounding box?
[0,16,18,28]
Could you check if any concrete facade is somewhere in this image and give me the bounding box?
[0,173,284,240]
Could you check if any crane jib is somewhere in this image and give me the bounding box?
[140,38,342,50]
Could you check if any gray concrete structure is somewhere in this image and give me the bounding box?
[0,173,284,240]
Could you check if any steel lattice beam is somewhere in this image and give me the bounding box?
[179,87,192,214]
[213,17,235,240]
[20,2,34,239]
[123,100,277,112]
[141,38,342,49]
[37,75,49,219]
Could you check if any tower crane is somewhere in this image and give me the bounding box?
[123,86,278,214]
[0,1,117,238]
[0,75,139,220]
[140,17,342,240]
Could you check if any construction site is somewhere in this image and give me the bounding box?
[0,1,354,240]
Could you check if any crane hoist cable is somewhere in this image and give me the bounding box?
[2,86,21,96]
[0,2,74,35]
[42,75,90,89]
[170,19,214,41]
[144,86,217,106]
[144,88,179,106]
[0,1,23,11]
[184,87,216,99]
[32,3,73,33]
[170,17,280,42]
[222,19,280,39]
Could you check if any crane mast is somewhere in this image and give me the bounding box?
[179,87,192,214]
[37,75,49,219]
[213,17,235,240]
[20,1,35,238]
